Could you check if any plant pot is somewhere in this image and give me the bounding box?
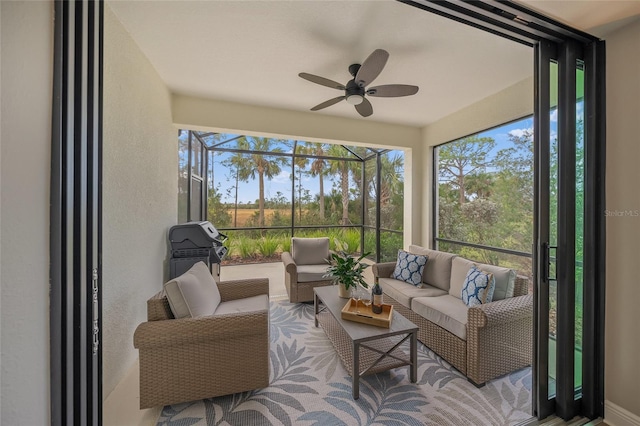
[338,283,351,299]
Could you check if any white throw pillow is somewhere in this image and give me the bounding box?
[164,262,221,318]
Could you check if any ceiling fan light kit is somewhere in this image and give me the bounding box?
[299,49,419,118]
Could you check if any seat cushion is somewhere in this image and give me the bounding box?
[392,249,428,286]
[297,264,331,282]
[411,295,469,340]
[408,245,457,292]
[213,294,269,315]
[379,277,447,309]
[291,237,330,265]
[164,261,221,318]
[449,257,516,301]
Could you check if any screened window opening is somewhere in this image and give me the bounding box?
[434,117,535,283]
[178,131,405,264]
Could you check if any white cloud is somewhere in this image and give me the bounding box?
[271,170,291,184]
[508,127,533,138]
[550,109,558,122]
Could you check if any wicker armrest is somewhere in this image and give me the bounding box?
[372,262,396,280]
[468,294,533,329]
[134,310,268,349]
[281,251,297,274]
[217,278,269,302]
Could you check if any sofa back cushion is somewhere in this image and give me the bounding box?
[292,237,330,265]
[408,245,457,292]
[449,257,516,301]
[164,261,221,318]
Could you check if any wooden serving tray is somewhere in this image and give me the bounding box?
[341,298,394,328]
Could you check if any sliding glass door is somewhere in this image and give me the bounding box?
[534,38,602,421]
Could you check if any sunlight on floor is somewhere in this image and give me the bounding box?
[221,261,288,299]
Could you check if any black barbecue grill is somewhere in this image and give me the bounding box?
[168,221,228,279]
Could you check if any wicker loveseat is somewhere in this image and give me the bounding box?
[133,272,270,409]
[372,245,532,386]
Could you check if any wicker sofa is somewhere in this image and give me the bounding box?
[372,245,532,386]
[133,275,270,408]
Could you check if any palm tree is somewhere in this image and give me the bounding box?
[245,137,288,227]
[294,142,309,222]
[308,143,327,220]
[327,145,351,225]
[378,153,404,207]
[221,137,250,227]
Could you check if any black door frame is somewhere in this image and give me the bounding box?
[50,0,103,424]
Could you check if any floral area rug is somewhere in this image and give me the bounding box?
[157,301,532,426]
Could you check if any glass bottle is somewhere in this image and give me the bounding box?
[371,281,383,314]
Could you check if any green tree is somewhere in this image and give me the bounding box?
[207,185,232,228]
[294,143,310,222]
[221,137,250,227]
[308,143,328,220]
[438,136,496,204]
[245,137,288,227]
[327,145,352,225]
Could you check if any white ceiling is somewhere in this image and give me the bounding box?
[108,0,640,128]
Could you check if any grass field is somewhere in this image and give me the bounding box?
[227,208,282,227]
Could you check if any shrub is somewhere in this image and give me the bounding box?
[236,237,257,259]
[257,236,279,257]
[280,236,291,253]
[340,229,361,254]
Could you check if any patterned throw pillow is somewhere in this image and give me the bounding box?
[392,250,428,286]
[461,266,496,307]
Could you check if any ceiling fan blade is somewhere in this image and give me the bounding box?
[311,96,346,111]
[355,49,389,88]
[299,73,346,90]
[367,84,419,97]
[355,98,373,117]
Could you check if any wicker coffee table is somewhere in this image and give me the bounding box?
[314,286,418,399]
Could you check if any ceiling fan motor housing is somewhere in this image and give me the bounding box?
[345,79,365,98]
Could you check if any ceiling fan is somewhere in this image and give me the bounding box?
[298,49,419,118]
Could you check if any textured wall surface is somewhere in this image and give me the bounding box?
[0,1,52,424]
[604,17,640,421]
[102,5,177,399]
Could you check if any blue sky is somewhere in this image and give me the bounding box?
[210,149,366,205]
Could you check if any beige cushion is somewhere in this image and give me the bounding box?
[379,277,448,309]
[449,257,515,301]
[297,264,331,282]
[476,263,516,300]
[164,262,221,318]
[449,257,475,299]
[214,294,269,315]
[411,295,469,340]
[408,245,457,291]
[291,237,330,265]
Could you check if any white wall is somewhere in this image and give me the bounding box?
[0,1,52,424]
[102,3,177,402]
[603,17,640,423]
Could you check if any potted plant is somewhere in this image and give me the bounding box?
[324,251,371,298]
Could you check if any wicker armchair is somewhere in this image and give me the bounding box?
[373,261,532,386]
[133,277,270,409]
[281,237,333,302]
